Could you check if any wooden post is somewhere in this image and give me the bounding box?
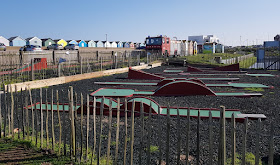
[97,97,104,165]
[74,92,78,162]
[268,123,274,165]
[69,87,75,158]
[51,89,55,150]
[106,99,113,165]
[7,86,10,136]
[35,97,39,147]
[176,108,181,165]
[209,111,213,165]
[80,57,83,74]
[219,106,226,165]
[15,86,20,140]
[114,98,121,165]
[196,110,200,165]
[57,90,62,155]
[139,101,144,165]
[45,89,49,149]
[123,98,128,165]
[25,87,29,140]
[3,84,6,137]
[80,93,84,162]
[231,113,236,165]
[10,85,14,138]
[91,96,97,165]
[0,84,2,139]
[40,88,43,148]
[147,102,152,165]
[86,94,90,160]
[241,117,248,165]
[255,118,261,165]
[31,59,34,81]
[130,100,135,165]
[158,105,162,165]
[185,107,190,165]
[29,88,34,142]
[63,103,66,156]
[166,106,170,165]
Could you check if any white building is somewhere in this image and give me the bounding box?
[188,35,220,45]
[0,36,9,46]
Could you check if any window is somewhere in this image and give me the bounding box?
[34,41,37,43]
[151,39,154,44]
[167,38,169,44]
[162,38,165,43]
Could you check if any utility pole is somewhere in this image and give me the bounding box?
[105,34,108,49]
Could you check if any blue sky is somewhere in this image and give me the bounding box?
[1,0,279,46]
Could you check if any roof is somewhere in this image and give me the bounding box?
[41,38,53,42]
[53,39,65,42]
[26,36,41,41]
[8,36,25,41]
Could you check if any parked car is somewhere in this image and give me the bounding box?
[64,44,79,50]
[47,44,63,50]
[19,45,43,51]
[0,43,6,51]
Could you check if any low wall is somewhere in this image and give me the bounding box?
[6,62,162,92]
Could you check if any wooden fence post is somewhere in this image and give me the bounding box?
[231,113,236,165]
[139,101,144,164]
[29,88,34,142]
[51,89,55,151]
[219,106,226,165]
[0,84,2,139]
[114,98,121,165]
[241,117,248,165]
[185,107,190,165]
[86,94,90,160]
[45,89,49,149]
[10,85,14,138]
[255,118,261,165]
[158,105,162,165]
[196,110,200,165]
[268,122,274,165]
[70,87,75,158]
[25,88,29,140]
[166,106,170,165]
[7,86,10,136]
[130,100,135,165]
[123,98,128,165]
[97,97,104,165]
[63,103,66,156]
[209,111,213,165]
[57,90,62,155]
[147,102,152,165]
[40,88,43,148]
[176,108,181,165]
[107,99,113,165]
[15,86,20,140]
[91,96,97,165]
[80,93,84,162]
[3,84,7,137]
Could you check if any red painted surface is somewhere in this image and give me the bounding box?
[20,58,48,72]
[187,66,204,72]
[214,63,240,71]
[128,67,165,80]
[145,36,171,55]
[154,81,216,96]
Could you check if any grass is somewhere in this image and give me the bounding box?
[244,87,265,92]
[145,145,159,153]
[239,56,257,68]
[181,53,242,65]
[226,152,262,165]
[0,130,112,164]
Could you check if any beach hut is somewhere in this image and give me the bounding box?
[123,42,130,48]
[0,36,9,46]
[104,41,111,48]
[8,36,26,46]
[42,38,55,47]
[96,41,104,47]
[117,41,123,48]
[77,40,87,47]
[54,39,67,47]
[26,36,42,46]
[111,41,117,48]
[86,40,96,47]
[66,40,78,45]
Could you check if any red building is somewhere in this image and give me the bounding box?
[145,35,170,56]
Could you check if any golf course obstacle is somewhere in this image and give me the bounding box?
[91,80,263,97]
[95,78,272,89]
[187,63,240,72]
[0,58,47,76]
[128,68,240,81]
[25,96,266,121]
[128,67,165,80]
